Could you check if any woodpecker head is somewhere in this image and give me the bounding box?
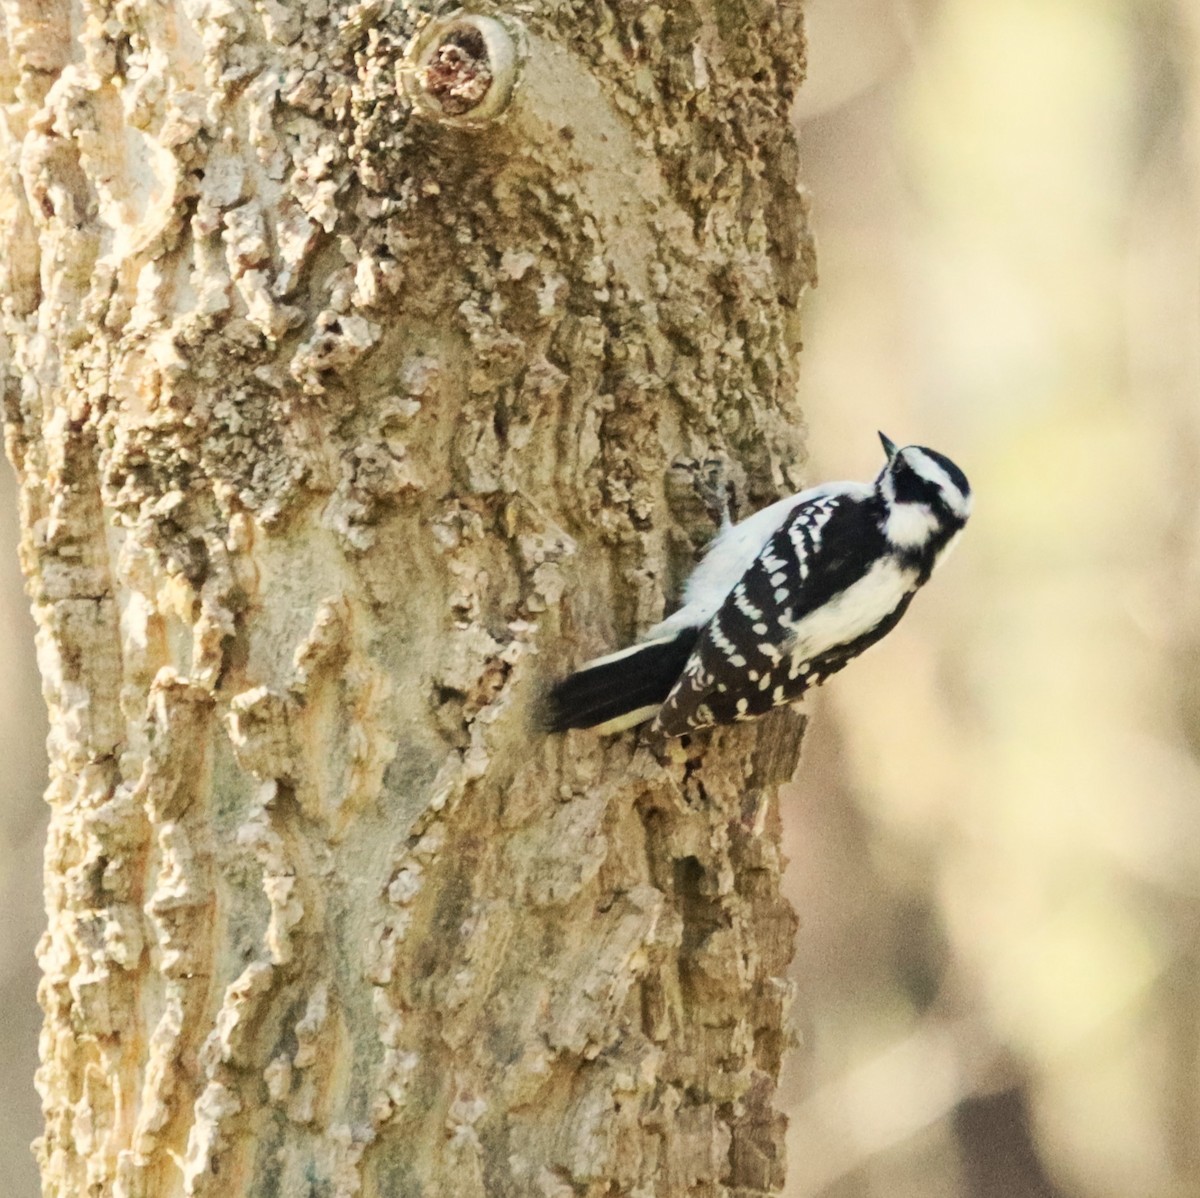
[876,432,972,552]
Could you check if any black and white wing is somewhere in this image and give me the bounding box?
[654,491,903,736]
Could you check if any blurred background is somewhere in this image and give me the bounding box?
[0,458,48,1195]
[780,0,1200,1195]
[1,0,1198,1194]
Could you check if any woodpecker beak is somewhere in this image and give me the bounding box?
[878,432,899,461]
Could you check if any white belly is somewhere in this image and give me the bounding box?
[786,557,915,658]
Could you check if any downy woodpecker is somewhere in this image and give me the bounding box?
[545,433,971,737]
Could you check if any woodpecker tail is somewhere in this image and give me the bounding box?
[543,628,701,734]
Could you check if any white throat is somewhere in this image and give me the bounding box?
[885,501,940,548]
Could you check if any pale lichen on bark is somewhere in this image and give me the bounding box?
[0,0,813,1194]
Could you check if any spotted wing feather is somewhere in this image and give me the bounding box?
[655,492,897,736]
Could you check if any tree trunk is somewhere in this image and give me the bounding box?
[0,1,812,1194]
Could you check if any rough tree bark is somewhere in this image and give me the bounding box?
[0,0,813,1194]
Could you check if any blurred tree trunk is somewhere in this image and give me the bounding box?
[0,1,812,1194]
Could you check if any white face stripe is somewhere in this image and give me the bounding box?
[879,469,897,505]
[899,448,972,519]
[885,501,940,548]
